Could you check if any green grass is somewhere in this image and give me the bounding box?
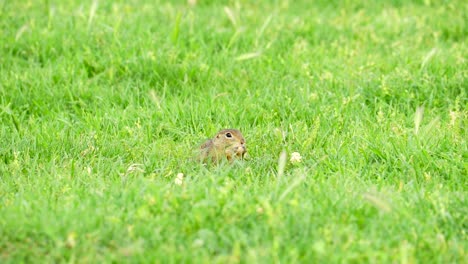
[1,0,467,262]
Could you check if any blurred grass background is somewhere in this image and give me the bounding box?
[0,0,466,262]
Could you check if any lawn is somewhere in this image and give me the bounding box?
[0,0,466,262]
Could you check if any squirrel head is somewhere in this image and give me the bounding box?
[213,129,246,158]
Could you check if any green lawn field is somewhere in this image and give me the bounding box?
[0,0,466,262]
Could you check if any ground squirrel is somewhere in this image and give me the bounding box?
[199,129,247,163]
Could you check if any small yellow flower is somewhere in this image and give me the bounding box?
[290,152,302,164]
[175,173,184,185]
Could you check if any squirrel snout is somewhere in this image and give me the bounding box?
[237,144,247,154]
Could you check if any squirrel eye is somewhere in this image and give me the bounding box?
[225,132,232,138]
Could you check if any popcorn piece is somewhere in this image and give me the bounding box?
[290,152,302,164]
[175,173,184,185]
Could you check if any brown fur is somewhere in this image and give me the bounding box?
[199,129,246,163]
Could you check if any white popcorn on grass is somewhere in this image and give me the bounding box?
[290,152,302,164]
[175,173,184,185]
